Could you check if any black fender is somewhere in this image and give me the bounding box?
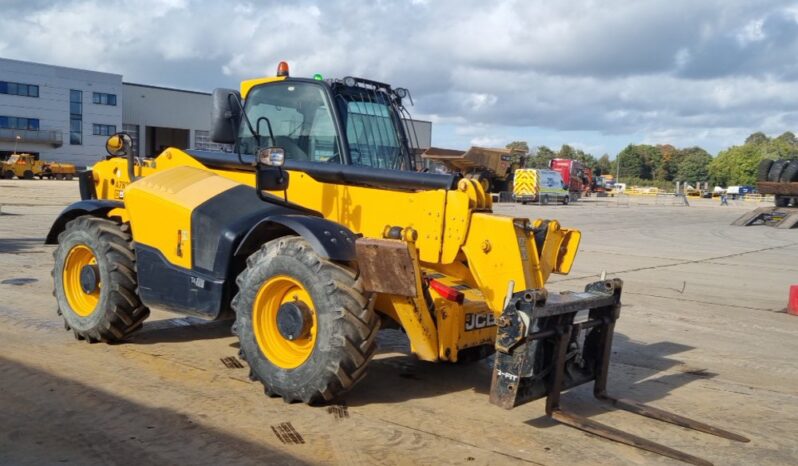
[45,200,123,244]
[235,214,358,263]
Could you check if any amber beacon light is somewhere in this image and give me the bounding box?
[276,61,290,77]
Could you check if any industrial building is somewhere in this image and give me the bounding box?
[0,58,122,165]
[0,57,432,168]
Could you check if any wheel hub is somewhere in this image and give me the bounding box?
[276,301,312,341]
[79,264,100,294]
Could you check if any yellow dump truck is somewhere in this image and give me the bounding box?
[2,153,76,180]
[513,168,570,205]
[421,146,525,192]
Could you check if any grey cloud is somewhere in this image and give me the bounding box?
[1,0,797,153]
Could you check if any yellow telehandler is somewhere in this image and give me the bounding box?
[47,62,745,465]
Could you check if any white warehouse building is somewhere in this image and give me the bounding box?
[0,57,432,168]
[0,58,122,164]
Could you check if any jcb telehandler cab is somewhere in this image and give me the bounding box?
[48,62,746,465]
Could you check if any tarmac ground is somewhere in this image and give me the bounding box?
[1,179,796,465]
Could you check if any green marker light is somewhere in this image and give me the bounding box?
[313,73,323,81]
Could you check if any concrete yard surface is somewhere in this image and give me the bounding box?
[1,179,797,465]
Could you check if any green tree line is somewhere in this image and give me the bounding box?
[505,131,798,187]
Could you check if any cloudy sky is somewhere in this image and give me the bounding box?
[2,0,798,156]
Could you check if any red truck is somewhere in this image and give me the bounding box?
[549,158,586,200]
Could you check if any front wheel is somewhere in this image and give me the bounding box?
[232,236,379,404]
[562,195,570,205]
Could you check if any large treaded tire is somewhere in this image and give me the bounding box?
[232,236,379,404]
[758,159,774,182]
[768,160,788,182]
[780,160,798,182]
[52,216,150,342]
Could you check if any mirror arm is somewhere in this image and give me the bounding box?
[226,93,260,164]
[256,117,276,148]
[127,149,137,181]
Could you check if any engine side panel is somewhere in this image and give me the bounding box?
[124,166,240,269]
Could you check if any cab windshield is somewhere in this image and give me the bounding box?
[239,81,411,170]
[239,82,340,163]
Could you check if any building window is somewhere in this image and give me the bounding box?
[70,90,82,145]
[0,81,39,97]
[194,130,230,151]
[92,124,117,136]
[0,116,40,130]
[92,92,117,106]
[122,124,140,157]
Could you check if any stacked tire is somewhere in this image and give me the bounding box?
[759,159,798,207]
[759,159,798,183]
[781,160,798,183]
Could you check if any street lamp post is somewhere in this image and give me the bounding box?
[615,152,621,184]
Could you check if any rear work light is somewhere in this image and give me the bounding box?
[428,279,465,304]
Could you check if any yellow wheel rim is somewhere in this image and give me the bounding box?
[62,244,100,317]
[253,275,317,369]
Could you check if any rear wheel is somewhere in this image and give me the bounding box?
[65,173,74,181]
[562,195,570,205]
[52,216,149,342]
[232,236,379,404]
[775,196,791,207]
[22,170,34,180]
[541,194,550,205]
[3,170,14,179]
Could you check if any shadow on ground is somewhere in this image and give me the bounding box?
[343,330,712,412]
[0,356,305,465]
[0,238,46,254]
[127,317,234,345]
[116,318,713,420]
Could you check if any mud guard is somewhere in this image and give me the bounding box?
[234,214,358,263]
[45,200,123,244]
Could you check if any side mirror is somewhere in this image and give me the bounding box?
[211,88,242,144]
[256,147,289,194]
